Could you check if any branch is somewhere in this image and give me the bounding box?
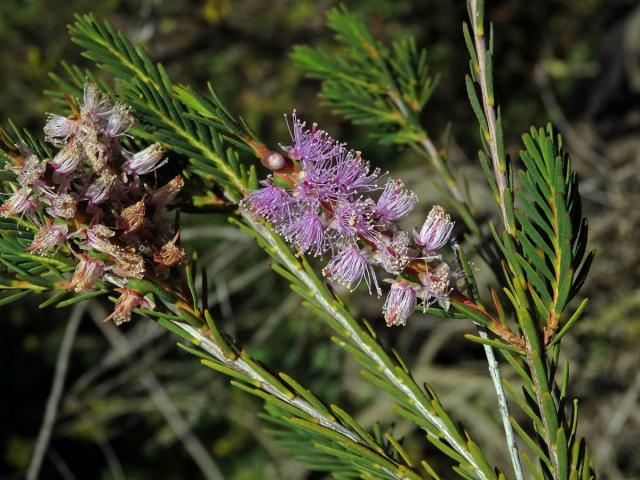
[454,243,524,480]
[245,215,497,480]
[477,326,524,480]
[27,303,85,480]
[172,320,422,480]
[87,302,226,480]
[467,0,514,234]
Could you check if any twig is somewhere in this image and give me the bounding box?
[476,325,524,480]
[468,0,512,234]
[47,449,75,480]
[247,216,493,480]
[26,303,85,480]
[174,321,411,480]
[453,241,524,480]
[386,91,482,236]
[93,429,125,480]
[87,302,226,480]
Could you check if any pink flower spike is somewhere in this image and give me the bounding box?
[383,279,417,327]
[123,143,166,176]
[323,243,370,291]
[413,205,454,253]
[284,209,327,256]
[242,182,291,222]
[282,110,341,164]
[374,179,417,222]
[44,114,78,146]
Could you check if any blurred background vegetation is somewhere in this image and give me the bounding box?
[1,0,639,478]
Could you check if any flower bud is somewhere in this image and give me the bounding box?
[413,205,454,253]
[264,151,286,171]
[383,279,417,327]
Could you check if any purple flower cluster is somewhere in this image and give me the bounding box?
[0,84,186,325]
[243,112,456,327]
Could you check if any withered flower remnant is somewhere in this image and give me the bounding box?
[0,83,186,325]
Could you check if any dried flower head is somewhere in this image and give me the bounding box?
[418,262,452,310]
[0,82,188,330]
[85,171,117,205]
[111,246,146,279]
[45,193,77,219]
[17,154,46,188]
[81,127,110,172]
[81,83,112,123]
[44,114,79,146]
[66,254,105,292]
[103,288,154,326]
[154,231,186,267]
[84,224,116,254]
[148,176,184,210]
[26,223,68,255]
[117,199,146,233]
[51,141,84,176]
[0,189,37,218]
[376,231,412,275]
[104,103,133,138]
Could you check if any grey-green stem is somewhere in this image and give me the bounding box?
[246,215,494,480]
[468,0,513,235]
[173,321,412,480]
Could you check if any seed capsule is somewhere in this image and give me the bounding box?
[265,152,286,171]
